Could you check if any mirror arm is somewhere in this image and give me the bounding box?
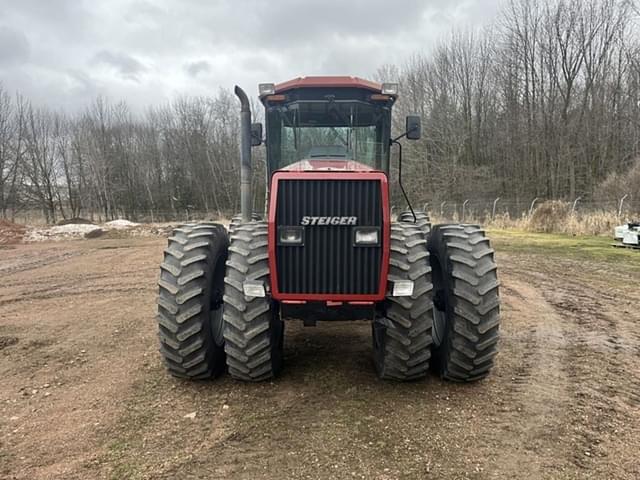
[390,138,417,223]
[391,131,408,143]
[391,125,419,143]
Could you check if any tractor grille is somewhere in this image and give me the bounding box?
[275,178,383,295]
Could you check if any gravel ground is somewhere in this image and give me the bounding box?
[0,234,639,479]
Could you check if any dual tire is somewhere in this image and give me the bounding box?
[428,224,500,381]
[222,221,283,381]
[156,216,500,382]
[156,223,228,378]
[156,220,282,381]
[372,223,434,380]
[376,212,500,382]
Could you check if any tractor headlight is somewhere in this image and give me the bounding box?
[243,280,266,298]
[392,280,414,297]
[258,83,275,96]
[381,83,398,95]
[353,227,380,246]
[278,226,304,246]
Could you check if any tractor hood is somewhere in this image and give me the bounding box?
[279,159,378,172]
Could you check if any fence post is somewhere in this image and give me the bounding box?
[492,197,500,219]
[423,202,429,213]
[618,194,629,217]
[529,197,539,216]
[462,199,470,221]
[571,196,581,214]
[440,201,446,217]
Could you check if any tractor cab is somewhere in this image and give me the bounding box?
[257,77,401,175]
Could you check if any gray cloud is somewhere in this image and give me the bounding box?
[184,60,211,78]
[124,1,165,24]
[0,26,30,66]
[92,50,147,81]
[0,0,502,111]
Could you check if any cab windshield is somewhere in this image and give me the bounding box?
[266,101,390,171]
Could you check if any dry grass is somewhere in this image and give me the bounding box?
[430,200,635,236]
[528,200,571,233]
[0,219,27,244]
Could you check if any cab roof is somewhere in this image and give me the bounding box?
[272,76,383,95]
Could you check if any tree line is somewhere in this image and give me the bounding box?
[1,0,639,223]
[388,0,640,210]
[0,87,267,223]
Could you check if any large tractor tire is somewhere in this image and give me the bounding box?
[156,223,229,379]
[398,210,431,238]
[228,213,262,235]
[428,224,500,381]
[372,223,434,381]
[223,221,284,381]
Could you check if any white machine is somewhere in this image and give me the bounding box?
[614,222,640,248]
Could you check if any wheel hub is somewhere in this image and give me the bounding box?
[211,308,224,346]
[432,289,447,347]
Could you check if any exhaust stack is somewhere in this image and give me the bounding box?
[234,85,252,222]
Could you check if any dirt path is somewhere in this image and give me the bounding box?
[1,238,639,479]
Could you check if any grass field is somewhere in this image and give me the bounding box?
[490,228,640,266]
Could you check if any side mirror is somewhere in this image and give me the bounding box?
[405,115,421,140]
[251,122,263,146]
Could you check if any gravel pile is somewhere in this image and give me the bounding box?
[23,219,179,242]
[104,219,140,229]
[16,219,222,242]
[25,224,103,242]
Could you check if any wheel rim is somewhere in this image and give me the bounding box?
[432,289,447,347]
[210,253,226,346]
[211,307,224,345]
[430,250,448,348]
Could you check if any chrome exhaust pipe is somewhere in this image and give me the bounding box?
[234,85,252,222]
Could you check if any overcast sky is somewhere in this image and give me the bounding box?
[0,0,501,111]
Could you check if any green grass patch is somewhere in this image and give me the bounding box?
[95,374,165,480]
[488,228,640,267]
[107,439,132,456]
[105,439,142,480]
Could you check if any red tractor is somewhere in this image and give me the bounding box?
[156,77,500,382]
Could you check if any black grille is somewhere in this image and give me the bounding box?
[275,179,383,295]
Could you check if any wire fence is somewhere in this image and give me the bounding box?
[5,196,638,228]
[397,196,639,223]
